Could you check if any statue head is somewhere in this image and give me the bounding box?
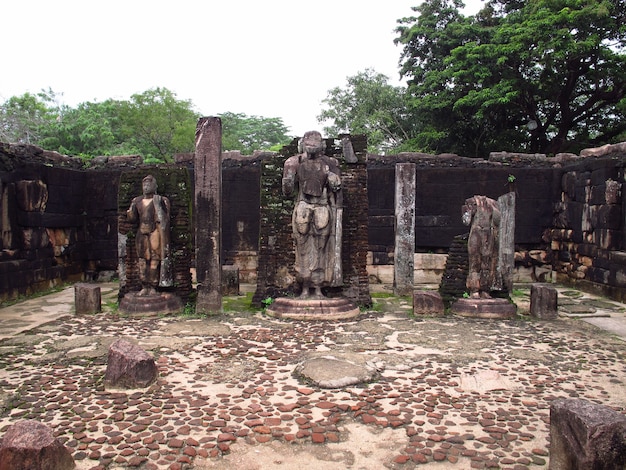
[142,175,158,196]
[299,131,325,157]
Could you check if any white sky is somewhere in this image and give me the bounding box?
[2,0,483,137]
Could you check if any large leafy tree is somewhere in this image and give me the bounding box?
[40,99,138,157]
[0,90,59,144]
[317,69,411,153]
[219,112,291,153]
[396,0,626,156]
[120,88,199,161]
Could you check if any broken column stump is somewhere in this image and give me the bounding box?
[549,398,626,470]
[74,283,101,314]
[0,420,75,470]
[413,290,445,316]
[104,339,157,389]
[222,265,239,296]
[530,283,558,319]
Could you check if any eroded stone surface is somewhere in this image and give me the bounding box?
[295,351,379,388]
[0,420,75,470]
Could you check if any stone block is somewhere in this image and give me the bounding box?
[549,398,626,470]
[74,283,101,314]
[0,420,75,470]
[413,290,445,316]
[530,284,558,319]
[222,265,239,295]
[104,339,157,389]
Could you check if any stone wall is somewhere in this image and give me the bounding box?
[548,143,626,300]
[4,140,626,303]
[1,144,97,301]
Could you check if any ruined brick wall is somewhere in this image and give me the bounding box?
[548,149,626,300]
[4,140,626,304]
[252,135,372,307]
[368,156,561,261]
[0,166,87,299]
[221,154,263,283]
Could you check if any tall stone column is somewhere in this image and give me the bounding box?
[195,117,222,314]
[496,191,516,292]
[394,163,416,296]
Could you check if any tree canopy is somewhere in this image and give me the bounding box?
[219,112,291,154]
[318,69,411,153]
[0,88,291,161]
[395,0,626,156]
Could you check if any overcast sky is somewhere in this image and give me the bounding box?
[2,0,483,137]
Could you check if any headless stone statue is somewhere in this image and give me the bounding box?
[462,195,501,299]
[282,131,342,299]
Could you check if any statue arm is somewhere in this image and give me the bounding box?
[327,172,341,192]
[282,155,300,196]
[126,197,139,222]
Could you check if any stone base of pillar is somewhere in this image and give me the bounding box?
[266,297,360,320]
[74,283,101,314]
[451,297,517,319]
[119,292,183,316]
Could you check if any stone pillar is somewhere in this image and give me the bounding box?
[549,398,626,469]
[195,117,222,314]
[394,163,416,296]
[530,283,558,319]
[74,283,101,314]
[496,191,515,292]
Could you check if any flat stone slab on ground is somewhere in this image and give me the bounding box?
[295,351,379,388]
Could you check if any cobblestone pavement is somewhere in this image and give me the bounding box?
[0,284,624,470]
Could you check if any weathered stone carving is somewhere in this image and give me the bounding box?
[126,175,172,295]
[462,195,501,298]
[282,131,342,298]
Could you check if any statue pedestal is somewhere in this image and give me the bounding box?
[266,297,360,321]
[451,297,517,319]
[119,292,183,316]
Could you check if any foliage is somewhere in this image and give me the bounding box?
[219,112,291,154]
[395,0,626,156]
[1,88,291,161]
[40,99,138,158]
[0,89,58,144]
[119,88,199,161]
[317,69,411,153]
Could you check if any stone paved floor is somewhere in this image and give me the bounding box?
[0,283,625,469]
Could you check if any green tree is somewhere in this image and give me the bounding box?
[0,90,58,144]
[40,99,137,158]
[120,87,199,161]
[219,112,291,154]
[318,69,411,153]
[396,0,626,156]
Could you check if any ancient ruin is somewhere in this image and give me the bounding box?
[451,194,517,318]
[266,131,359,319]
[118,174,183,315]
[1,134,626,469]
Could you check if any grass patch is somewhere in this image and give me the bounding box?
[223,292,261,314]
